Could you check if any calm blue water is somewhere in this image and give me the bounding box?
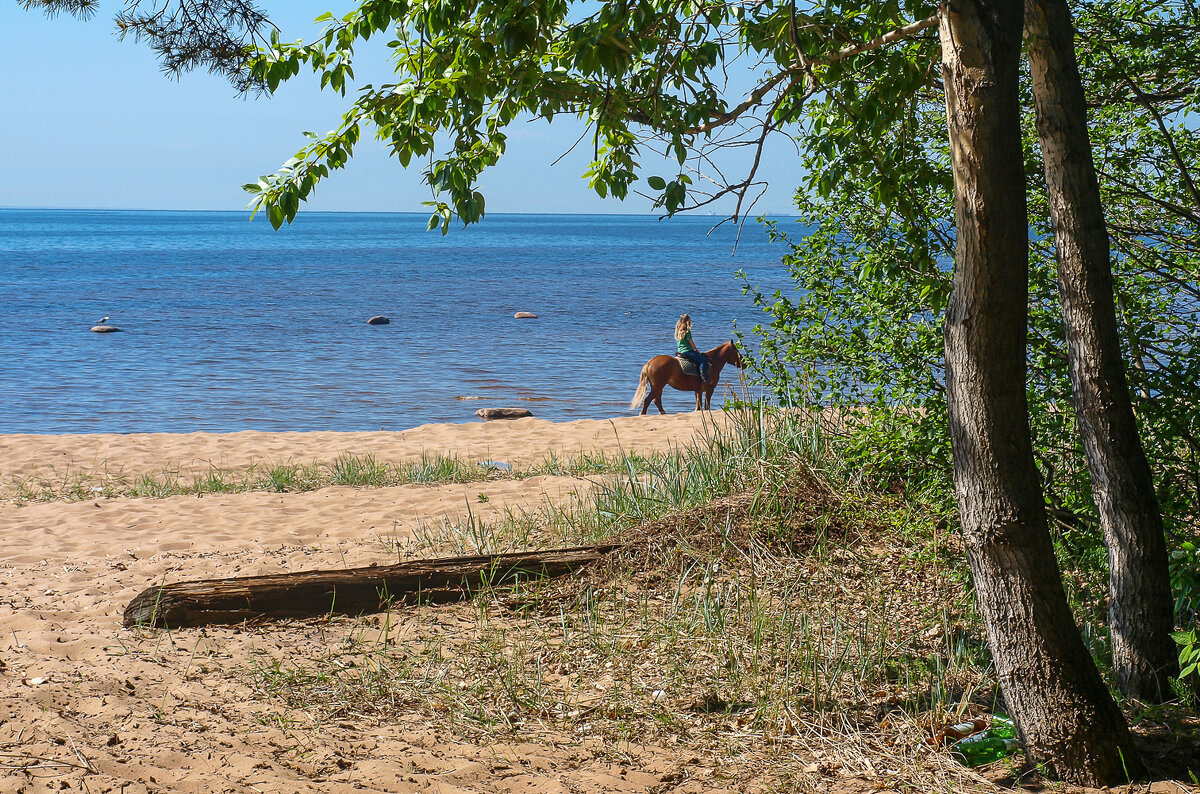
[0,209,791,433]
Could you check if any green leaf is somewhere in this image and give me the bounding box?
[647,175,666,190]
[266,202,284,231]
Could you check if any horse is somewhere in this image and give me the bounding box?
[629,339,745,415]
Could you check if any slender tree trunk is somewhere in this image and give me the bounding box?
[938,0,1144,783]
[1024,0,1179,702]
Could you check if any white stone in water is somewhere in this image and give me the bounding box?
[513,311,538,319]
[90,325,121,333]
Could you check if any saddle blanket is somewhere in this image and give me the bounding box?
[675,355,704,378]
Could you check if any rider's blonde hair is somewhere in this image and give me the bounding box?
[674,314,692,341]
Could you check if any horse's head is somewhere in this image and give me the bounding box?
[727,339,746,369]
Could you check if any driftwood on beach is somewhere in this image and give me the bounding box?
[123,545,617,629]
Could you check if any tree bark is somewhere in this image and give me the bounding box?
[1024,0,1179,702]
[123,545,615,628]
[938,0,1143,784]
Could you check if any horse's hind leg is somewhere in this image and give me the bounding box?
[640,389,655,415]
[652,386,667,414]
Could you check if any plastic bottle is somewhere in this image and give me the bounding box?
[950,715,1019,767]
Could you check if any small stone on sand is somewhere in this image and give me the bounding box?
[475,408,533,420]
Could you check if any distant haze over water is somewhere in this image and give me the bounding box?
[1,210,793,433]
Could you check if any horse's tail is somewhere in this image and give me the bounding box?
[629,364,650,411]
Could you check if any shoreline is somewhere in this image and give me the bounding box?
[0,412,729,486]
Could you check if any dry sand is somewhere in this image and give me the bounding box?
[0,414,740,794]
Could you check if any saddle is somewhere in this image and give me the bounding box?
[674,354,708,379]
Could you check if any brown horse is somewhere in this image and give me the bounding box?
[629,339,745,415]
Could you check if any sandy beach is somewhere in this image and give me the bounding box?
[0,413,732,794]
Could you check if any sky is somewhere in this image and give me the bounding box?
[0,2,805,215]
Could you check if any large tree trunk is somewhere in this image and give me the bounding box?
[938,0,1144,784]
[1024,0,1179,702]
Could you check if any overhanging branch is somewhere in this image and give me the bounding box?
[686,14,939,135]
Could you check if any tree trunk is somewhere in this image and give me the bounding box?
[1024,0,1179,702]
[938,0,1144,784]
[124,545,615,628]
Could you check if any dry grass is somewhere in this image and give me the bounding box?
[240,410,1010,792]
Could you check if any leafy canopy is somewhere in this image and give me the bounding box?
[237,0,938,230]
[743,0,1200,628]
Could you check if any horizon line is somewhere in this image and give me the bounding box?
[0,205,801,218]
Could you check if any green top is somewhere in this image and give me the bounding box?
[677,331,695,355]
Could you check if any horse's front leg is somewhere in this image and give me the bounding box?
[695,390,703,411]
[704,387,712,410]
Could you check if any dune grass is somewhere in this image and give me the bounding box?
[4,449,657,503]
[240,407,1010,790]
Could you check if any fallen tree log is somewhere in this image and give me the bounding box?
[123,545,616,629]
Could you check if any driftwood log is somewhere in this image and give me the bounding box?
[475,407,534,420]
[124,545,616,629]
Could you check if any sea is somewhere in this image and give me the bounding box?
[0,209,796,434]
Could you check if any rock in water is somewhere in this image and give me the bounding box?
[366,316,390,325]
[513,312,538,319]
[475,408,533,421]
[90,325,122,333]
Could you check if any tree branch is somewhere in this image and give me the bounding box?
[686,14,939,135]
[1095,39,1200,214]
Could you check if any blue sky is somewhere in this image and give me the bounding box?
[1,2,805,215]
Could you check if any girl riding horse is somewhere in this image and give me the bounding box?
[630,337,744,414]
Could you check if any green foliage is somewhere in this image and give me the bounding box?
[1174,628,1199,682]
[1173,541,1200,628]
[742,71,953,496]
[741,0,1200,631]
[237,0,940,229]
[1172,621,1200,701]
